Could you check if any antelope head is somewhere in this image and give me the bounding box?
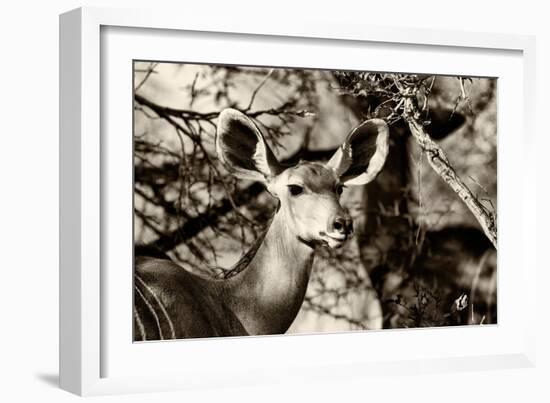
[216,109,389,249]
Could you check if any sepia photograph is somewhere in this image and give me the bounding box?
[132,61,497,341]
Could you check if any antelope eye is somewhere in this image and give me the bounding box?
[336,185,344,196]
[288,185,304,196]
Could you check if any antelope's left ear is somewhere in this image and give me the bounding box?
[326,118,389,186]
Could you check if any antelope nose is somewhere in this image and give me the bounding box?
[332,215,353,235]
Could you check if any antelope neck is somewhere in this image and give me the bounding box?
[223,210,315,335]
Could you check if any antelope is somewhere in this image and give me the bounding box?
[134,108,389,340]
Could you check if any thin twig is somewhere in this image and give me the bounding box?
[135,63,158,92]
[245,68,274,111]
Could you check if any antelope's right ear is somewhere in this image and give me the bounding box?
[216,109,282,184]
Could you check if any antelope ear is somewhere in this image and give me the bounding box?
[326,118,389,186]
[216,109,282,183]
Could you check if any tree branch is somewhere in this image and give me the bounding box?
[402,97,497,249]
[146,182,265,252]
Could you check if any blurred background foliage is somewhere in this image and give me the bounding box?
[133,61,497,332]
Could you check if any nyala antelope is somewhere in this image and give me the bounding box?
[134,109,389,340]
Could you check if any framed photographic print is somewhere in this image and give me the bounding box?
[60,7,536,396]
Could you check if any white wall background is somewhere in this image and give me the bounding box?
[0,0,547,401]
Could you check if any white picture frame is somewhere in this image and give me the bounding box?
[59,6,537,396]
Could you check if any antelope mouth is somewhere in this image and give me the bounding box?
[319,231,350,249]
